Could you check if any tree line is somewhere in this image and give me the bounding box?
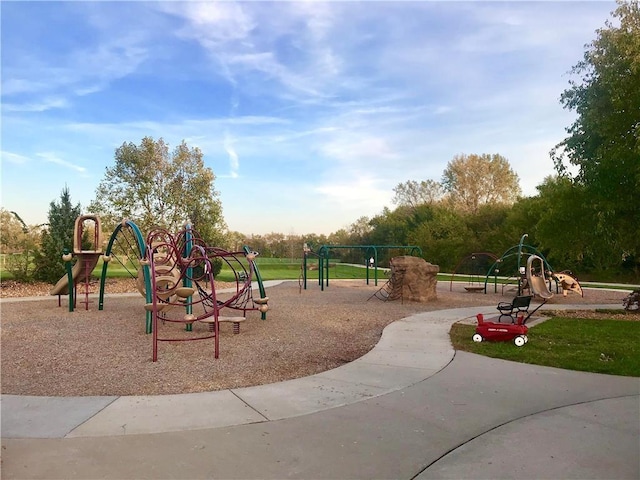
[1,1,637,284]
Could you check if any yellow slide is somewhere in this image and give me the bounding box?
[50,253,102,296]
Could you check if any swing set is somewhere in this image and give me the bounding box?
[301,244,422,291]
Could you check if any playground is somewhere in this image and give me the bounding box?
[0,279,629,397]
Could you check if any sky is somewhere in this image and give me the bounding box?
[1,1,617,236]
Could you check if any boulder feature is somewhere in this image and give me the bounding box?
[387,256,439,302]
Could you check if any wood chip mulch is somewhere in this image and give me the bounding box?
[0,279,634,397]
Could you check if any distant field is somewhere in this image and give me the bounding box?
[216,259,387,283]
[1,254,638,291]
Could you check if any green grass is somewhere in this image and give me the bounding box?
[450,317,640,377]
[216,262,389,283]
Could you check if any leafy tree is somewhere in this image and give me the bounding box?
[326,228,351,246]
[226,230,248,252]
[462,204,513,255]
[441,153,521,214]
[301,233,329,251]
[0,209,43,282]
[33,186,82,283]
[368,206,412,246]
[408,204,471,270]
[392,179,444,208]
[90,137,226,245]
[348,216,373,244]
[551,0,640,276]
[1,209,28,253]
[534,176,623,277]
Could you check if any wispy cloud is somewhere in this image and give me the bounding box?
[2,4,149,114]
[1,151,31,165]
[36,152,87,175]
[223,132,240,179]
[2,97,70,112]
[315,175,392,211]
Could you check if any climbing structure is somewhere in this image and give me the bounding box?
[370,256,439,303]
[98,222,270,361]
[51,214,104,311]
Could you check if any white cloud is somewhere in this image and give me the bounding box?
[223,132,240,179]
[36,152,87,175]
[321,135,398,164]
[160,2,255,44]
[315,174,393,214]
[1,151,31,165]
[2,97,70,112]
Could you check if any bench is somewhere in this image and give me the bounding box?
[497,295,532,323]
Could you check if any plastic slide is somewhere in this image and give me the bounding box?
[526,255,554,299]
[50,253,102,296]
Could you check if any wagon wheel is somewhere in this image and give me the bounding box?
[472,333,483,343]
[514,335,526,347]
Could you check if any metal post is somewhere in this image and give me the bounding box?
[184,224,193,331]
[517,233,528,296]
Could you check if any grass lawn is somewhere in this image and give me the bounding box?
[450,316,640,377]
[216,261,389,283]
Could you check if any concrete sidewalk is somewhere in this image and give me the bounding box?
[2,303,639,479]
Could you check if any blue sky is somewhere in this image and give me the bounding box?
[1,1,616,236]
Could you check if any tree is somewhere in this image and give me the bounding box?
[441,153,521,214]
[1,209,28,253]
[407,204,472,270]
[368,206,412,246]
[534,176,623,277]
[90,137,226,245]
[0,209,43,282]
[551,0,640,275]
[348,216,373,244]
[392,179,444,208]
[33,186,82,283]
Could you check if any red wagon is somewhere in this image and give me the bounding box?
[473,313,530,347]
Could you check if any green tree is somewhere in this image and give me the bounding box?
[33,186,82,283]
[368,206,412,246]
[0,209,43,282]
[408,204,471,270]
[462,204,513,255]
[348,216,373,244]
[551,0,640,276]
[90,137,226,245]
[534,176,623,277]
[441,153,521,214]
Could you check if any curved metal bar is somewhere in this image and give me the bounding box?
[98,219,149,312]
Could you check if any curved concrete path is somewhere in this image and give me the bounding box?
[2,297,639,479]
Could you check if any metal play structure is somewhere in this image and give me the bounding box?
[97,221,269,361]
[301,244,422,291]
[448,234,583,298]
[50,216,270,361]
[473,253,553,347]
[483,234,583,298]
[483,234,555,295]
[449,252,499,292]
[51,214,104,311]
[98,220,269,322]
